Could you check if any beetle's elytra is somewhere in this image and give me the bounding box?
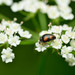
[39,34,56,43]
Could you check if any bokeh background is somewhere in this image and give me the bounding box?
[0,0,75,75]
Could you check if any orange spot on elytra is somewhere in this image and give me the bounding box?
[44,37,48,41]
[50,36,53,39]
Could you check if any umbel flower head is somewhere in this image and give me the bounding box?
[11,0,74,20]
[35,23,75,66]
[0,18,32,63]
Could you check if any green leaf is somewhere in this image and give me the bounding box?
[71,51,75,55]
[31,18,41,32]
[68,20,75,27]
[20,26,39,45]
[19,11,28,16]
[0,13,10,20]
[23,13,36,21]
[38,12,47,30]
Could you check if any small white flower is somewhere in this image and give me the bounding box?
[39,31,47,36]
[62,24,72,31]
[53,34,60,39]
[11,1,24,12]
[66,31,75,39]
[0,33,7,44]
[38,1,48,13]
[60,13,74,20]
[1,20,11,27]
[58,6,72,14]
[61,46,73,58]
[23,0,39,13]
[51,39,62,49]
[0,0,13,6]
[39,30,51,36]
[8,35,21,47]
[55,0,70,6]
[10,22,21,33]
[70,40,75,50]
[0,24,6,31]
[65,54,75,66]
[5,28,14,36]
[61,35,70,44]
[3,0,13,6]
[1,47,15,63]
[51,26,62,34]
[19,30,32,39]
[47,6,60,19]
[35,41,49,52]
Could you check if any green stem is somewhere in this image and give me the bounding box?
[38,12,47,30]
[19,11,28,16]
[31,18,41,32]
[38,55,47,75]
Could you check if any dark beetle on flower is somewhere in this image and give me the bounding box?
[39,34,56,43]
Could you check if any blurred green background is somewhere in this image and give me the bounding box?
[0,0,75,75]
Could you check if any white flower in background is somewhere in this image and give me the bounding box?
[11,1,24,12]
[47,6,60,19]
[60,13,74,20]
[51,26,62,34]
[62,24,72,31]
[10,0,74,20]
[19,29,32,39]
[51,39,62,49]
[0,0,13,6]
[35,41,49,52]
[23,0,39,13]
[55,0,74,20]
[61,46,73,58]
[66,31,75,39]
[38,1,48,13]
[8,36,21,47]
[0,33,7,44]
[70,40,75,50]
[65,54,75,66]
[61,35,70,44]
[1,48,15,63]
[58,6,72,14]
[55,0,70,6]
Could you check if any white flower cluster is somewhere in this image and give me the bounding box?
[0,0,13,6]
[11,0,74,20]
[0,19,32,63]
[35,24,75,66]
[55,0,74,20]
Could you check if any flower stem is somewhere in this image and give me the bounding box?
[38,12,47,30]
[31,18,41,32]
[38,55,47,75]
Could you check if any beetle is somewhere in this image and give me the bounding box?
[39,34,56,43]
